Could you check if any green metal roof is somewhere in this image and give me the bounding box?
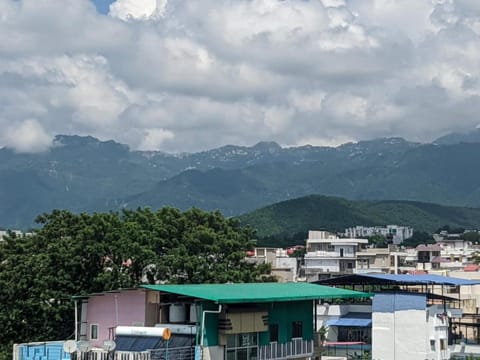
[141,282,371,304]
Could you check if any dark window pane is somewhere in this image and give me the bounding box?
[292,321,303,338]
[227,350,236,360]
[269,324,279,342]
[227,335,236,348]
[250,333,258,346]
[237,348,248,360]
[91,324,98,340]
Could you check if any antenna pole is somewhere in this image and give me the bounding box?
[74,299,78,341]
[115,295,119,326]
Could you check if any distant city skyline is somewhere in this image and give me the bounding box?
[2,0,480,153]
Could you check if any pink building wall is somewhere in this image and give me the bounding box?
[85,289,147,347]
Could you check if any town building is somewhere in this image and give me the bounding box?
[417,244,442,270]
[60,282,369,360]
[345,225,413,245]
[316,273,480,359]
[372,292,450,360]
[434,231,470,249]
[0,229,33,241]
[303,230,368,281]
[246,247,299,282]
[356,248,391,273]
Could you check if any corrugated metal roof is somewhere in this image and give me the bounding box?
[365,273,480,286]
[141,283,371,304]
[373,292,426,312]
[316,274,480,286]
[463,264,479,272]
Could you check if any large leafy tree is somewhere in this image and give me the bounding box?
[0,208,271,358]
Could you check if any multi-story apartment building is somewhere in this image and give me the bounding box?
[303,230,368,281]
[345,225,413,244]
[246,247,299,282]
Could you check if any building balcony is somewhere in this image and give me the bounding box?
[258,339,314,360]
[305,251,357,259]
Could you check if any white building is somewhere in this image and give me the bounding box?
[434,231,468,250]
[246,247,298,282]
[316,303,372,342]
[372,293,450,360]
[0,230,32,241]
[303,230,368,281]
[345,225,413,244]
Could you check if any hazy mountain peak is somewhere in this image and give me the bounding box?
[433,128,480,145]
[53,135,129,152]
[251,141,282,152]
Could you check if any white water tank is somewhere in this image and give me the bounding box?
[189,304,199,323]
[155,324,197,335]
[116,326,170,338]
[169,303,187,323]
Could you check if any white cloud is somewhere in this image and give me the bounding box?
[1,0,480,152]
[4,119,52,153]
[137,128,175,150]
[109,0,167,21]
[288,90,327,113]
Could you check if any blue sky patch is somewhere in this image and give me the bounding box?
[91,0,115,14]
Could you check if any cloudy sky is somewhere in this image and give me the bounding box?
[1,0,480,153]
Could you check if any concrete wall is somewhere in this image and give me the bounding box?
[202,346,224,360]
[84,289,147,347]
[273,257,297,282]
[372,293,449,360]
[305,258,339,272]
[373,308,431,359]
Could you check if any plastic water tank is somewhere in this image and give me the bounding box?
[169,303,187,323]
[189,304,199,323]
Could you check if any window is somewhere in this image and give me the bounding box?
[269,324,279,342]
[338,328,371,343]
[430,340,436,351]
[226,333,258,360]
[90,324,99,340]
[292,321,303,338]
[440,339,447,350]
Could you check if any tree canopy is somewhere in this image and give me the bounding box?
[0,208,272,358]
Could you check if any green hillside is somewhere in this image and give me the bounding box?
[238,195,480,243]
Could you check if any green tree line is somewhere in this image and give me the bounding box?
[0,208,272,359]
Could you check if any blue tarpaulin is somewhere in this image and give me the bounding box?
[325,313,372,327]
[316,273,480,286]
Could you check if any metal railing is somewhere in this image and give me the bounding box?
[150,346,195,360]
[258,339,314,360]
[72,347,195,360]
[71,351,148,360]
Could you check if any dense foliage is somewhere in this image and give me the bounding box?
[0,208,272,359]
[402,231,435,248]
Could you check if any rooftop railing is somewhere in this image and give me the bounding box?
[258,339,314,360]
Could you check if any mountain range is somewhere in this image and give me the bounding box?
[238,195,480,241]
[2,129,480,229]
